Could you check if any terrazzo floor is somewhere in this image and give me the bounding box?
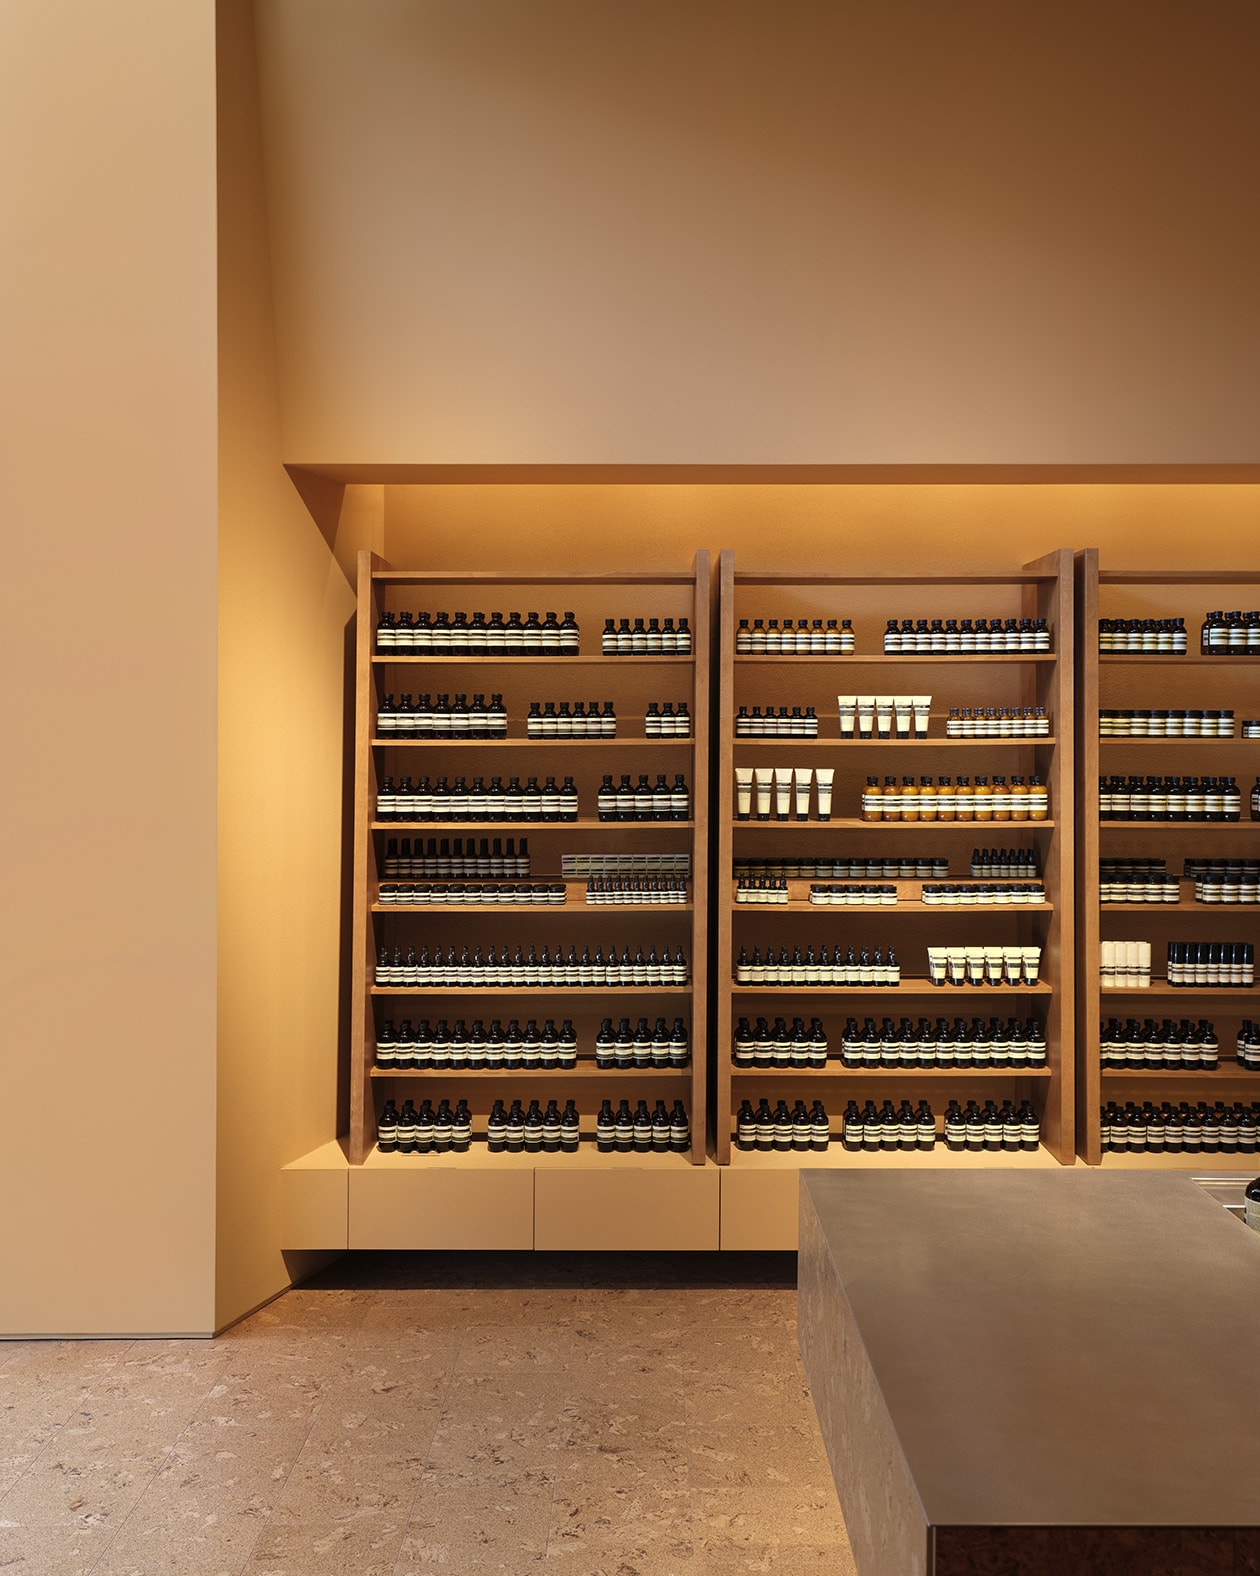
[0,1251,856,1576]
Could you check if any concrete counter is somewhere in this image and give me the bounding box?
[798,1170,1260,1574]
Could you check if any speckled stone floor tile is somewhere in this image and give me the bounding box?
[0,1251,856,1576]
[0,1450,168,1529]
[695,1544,858,1576]
[268,1445,424,1525]
[93,1498,270,1574]
[405,1464,554,1565]
[0,1522,118,1575]
[240,1515,407,1576]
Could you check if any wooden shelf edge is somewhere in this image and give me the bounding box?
[730,1066,1054,1078]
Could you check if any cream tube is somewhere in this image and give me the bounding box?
[947,947,967,985]
[985,946,1004,985]
[912,695,932,739]
[794,768,813,821]
[893,696,913,738]
[875,697,894,738]
[966,947,986,984]
[837,695,858,738]
[927,947,947,986]
[1004,948,1022,986]
[1022,945,1042,986]
[1100,940,1115,986]
[815,767,834,822]
[857,696,876,739]
[754,767,773,821]
[774,767,793,821]
[735,767,753,821]
[1136,941,1151,986]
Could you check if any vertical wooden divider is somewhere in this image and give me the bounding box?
[714,551,736,1163]
[688,549,712,1163]
[1074,549,1102,1163]
[1022,548,1075,1163]
[350,549,387,1163]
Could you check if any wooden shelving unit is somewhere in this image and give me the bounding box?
[714,550,1076,1173]
[1074,554,1260,1166]
[350,552,711,1169]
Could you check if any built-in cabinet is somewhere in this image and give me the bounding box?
[343,553,715,1248]
[279,541,1260,1254]
[713,551,1076,1196]
[1074,554,1260,1167]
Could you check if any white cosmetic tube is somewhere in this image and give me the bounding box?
[774,767,793,821]
[927,948,947,985]
[754,767,774,821]
[985,946,1004,985]
[966,947,986,984]
[815,768,835,822]
[1023,945,1042,986]
[947,947,967,985]
[794,768,813,821]
[893,696,913,738]
[1004,947,1022,985]
[875,698,894,738]
[857,696,876,739]
[1100,940,1115,986]
[912,695,932,739]
[837,696,858,738]
[1136,941,1151,986]
[735,767,753,821]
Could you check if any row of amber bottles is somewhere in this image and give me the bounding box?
[860,775,1048,822]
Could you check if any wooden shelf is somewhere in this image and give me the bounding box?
[374,908,693,918]
[371,570,697,585]
[1098,570,1260,585]
[732,571,1059,585]
[735,653,1055,664]
[370,1065,692,1080]
[722,1144,1062,1169]
[373,736,692,747]
[732,899,1053,914]
[371,984,692,997]
[733,817,1057,831]
[1101,982,1258,1000]
[378,882,687,905]
[1095,1150,1260,1169]
[1098,820,1256,831]
[732,736,1057,747]
[731,1065,1053,1078]
[352,550,713,1173]
[371,819,695,832]
[362,1141,703,1170]
[371,654,692,665]
[1100,733,1257,744]
[1099,652,1260,664]
[731,980,1053,997]
[1101,1068,1260,1081]
[1101,900,1260,913]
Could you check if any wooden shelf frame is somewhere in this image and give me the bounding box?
[1074,553,1260,1164]
[714,549,1076,1166]
[351,551,712,1166]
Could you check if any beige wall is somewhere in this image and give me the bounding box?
[216,0,381,1329]
[0,1,218,1333]
[257,0,1260,466]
